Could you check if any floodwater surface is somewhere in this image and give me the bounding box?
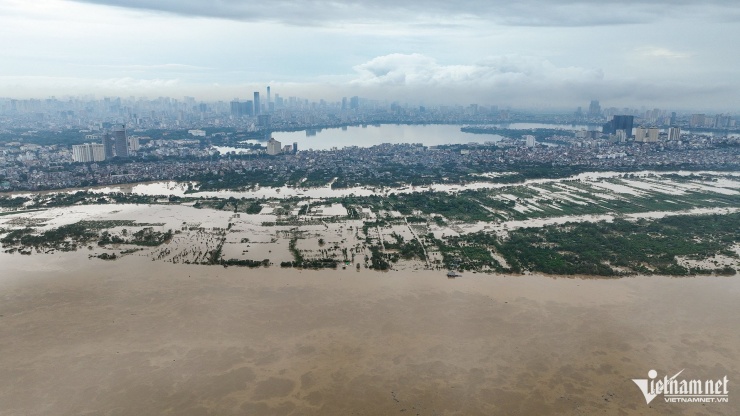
[0,252,738,415]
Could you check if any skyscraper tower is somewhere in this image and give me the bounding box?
[602,115,634,137]
[102,132,114,159]
[253,92,260,116]
[230,99,241,117]
[588,100,601,117]
[113,124,128,158]
[266,138,281,155]
[613,115,634,137]
[266,86,273,112]
[668,126,681,140]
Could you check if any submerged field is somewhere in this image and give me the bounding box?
[1,171,739,276]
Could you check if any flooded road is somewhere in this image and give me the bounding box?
[0,253,738,415]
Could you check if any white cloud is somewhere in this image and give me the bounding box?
[636,46,692,59]
[351,54,603,87]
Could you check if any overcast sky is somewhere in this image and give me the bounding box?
[1,0,739,111]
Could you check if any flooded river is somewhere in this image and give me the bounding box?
[0,252,737,415]
[6,169,738,202]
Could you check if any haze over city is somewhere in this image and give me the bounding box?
[2,0,740,111]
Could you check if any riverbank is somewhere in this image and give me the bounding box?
[0,253,737,415]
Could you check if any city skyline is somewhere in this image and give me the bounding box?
[1,0,740,111]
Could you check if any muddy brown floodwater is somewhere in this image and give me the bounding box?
[0,252,738,415]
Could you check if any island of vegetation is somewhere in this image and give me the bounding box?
[1,170,738,277]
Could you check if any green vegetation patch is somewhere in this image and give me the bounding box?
[98,227,173,247]
[245,201,263,214]
[384,233,426,261]
[368,245,391,270]
[280,259,338,269]
[445,213,739,276]
[222,258,270,268]
[1,223,98,251]
[0,196,31,208]
[435,235,504,272]
[387,191,494,222]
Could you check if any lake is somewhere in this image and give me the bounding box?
[220,123,730,153]
[263,123,592,150]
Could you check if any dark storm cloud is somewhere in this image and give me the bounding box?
[70,0,740,26]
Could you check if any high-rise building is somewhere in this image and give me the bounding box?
[113,124,128,158]
[713,114,732,128]
[127,136,140,152]
[634,127,647,142]
[266,86,271,106]
[647,128,659,142]
[102,132,114,159]
[615,115,634,137]
[93,143,105,161]
[690,114,705,128]
[266,138,281,155]
[668,127,681,140]
[72,143,105,163]
[524,135,535,147]
[253,92,260,116]
[232,100,255,117]
[602,115,634,137]
[588,100,601,117]
[230,99,241,117]
[292,142,298,154]
[72,144,86,162]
